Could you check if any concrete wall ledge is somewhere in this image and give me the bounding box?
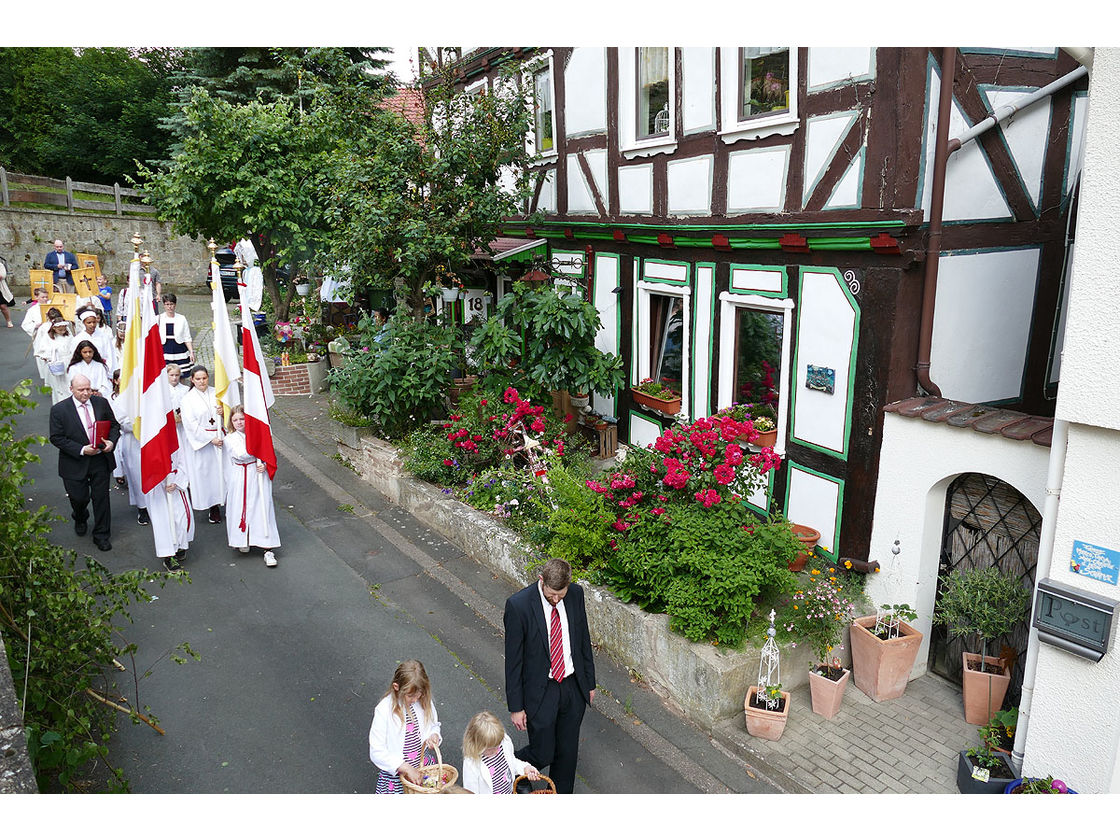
[335,421,813,729]
[0,634,38,793]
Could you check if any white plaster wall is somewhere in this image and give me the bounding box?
[1026,425,1120,792]
[807,47,875,90]
[619,164,653,215]
[792,270,855,454]
[929,248,1040,403]
[1055,49,1120,431]
[866,413,1050,677]
[666,155,712,216]
[681,47,715,133]
[825,150,863,210]
[803,112,857,205]
[564,47,607,137]
[536,168,556,214]
[592,253,620,418]
[726,146,788,213]
[982,88,1051,212]
[566,154,596,214]
[629,412,662,449]
[786,466,841,555]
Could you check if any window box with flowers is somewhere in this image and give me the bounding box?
[715,403,778,449]
[631,378,682,415]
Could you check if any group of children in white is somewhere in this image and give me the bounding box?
[21,283,280,572]
[368,660,542,794]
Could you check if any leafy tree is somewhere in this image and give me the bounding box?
[137,90,334,321]
[321,72,535,319]
[0,380,193,790]
[0,47,179,183]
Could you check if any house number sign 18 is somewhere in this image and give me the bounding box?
[1032,578,1120,662]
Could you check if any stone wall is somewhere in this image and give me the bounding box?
[0,207,212,292]
[0,633,38,793]
[270,360,328,396]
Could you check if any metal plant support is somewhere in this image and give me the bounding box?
[874,539,904,639]
[757,609,781,710]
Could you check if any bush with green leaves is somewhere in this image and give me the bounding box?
[0,380,193,790]
[535,462,615,579]
[934,566,1032,663]
[599,500,800,647]
[326,311,462,439]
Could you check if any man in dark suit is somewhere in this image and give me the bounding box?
[43,239,78,289]
[49,374,120,551]
[504,557,596,794]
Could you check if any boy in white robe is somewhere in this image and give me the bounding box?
[147,447,194,572]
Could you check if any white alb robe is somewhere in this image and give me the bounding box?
[224,430,281,550]
[108,393,144,507]
[33,330,73,403]
[146,450,194,558]
[179,385,226,509]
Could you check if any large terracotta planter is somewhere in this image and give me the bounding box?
[631,388,682,415]
[956,750,1016,794]
[849,615,924,701]
[788,524,820,572]
[808,667,850,719]
[744,686,790,741]
[962,652,1011,725]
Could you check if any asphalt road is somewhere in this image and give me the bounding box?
[1,293,779,803]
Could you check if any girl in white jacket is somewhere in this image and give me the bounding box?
[368,660,441,793]
[461,710,539,794]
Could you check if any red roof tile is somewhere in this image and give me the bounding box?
[884,397,1053,447]
[381,87,425,126]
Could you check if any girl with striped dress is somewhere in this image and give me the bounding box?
[368,660,441,793]
[461,710,539,795]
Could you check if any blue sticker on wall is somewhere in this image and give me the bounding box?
[806,364,835,394]
[1070,540,1120,586]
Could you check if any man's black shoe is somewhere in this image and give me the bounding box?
[75,521,88,536]
[94,539,112,551]
[137,508,150,526]
[208,505,222,524]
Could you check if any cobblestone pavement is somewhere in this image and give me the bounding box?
[177,292,979,794]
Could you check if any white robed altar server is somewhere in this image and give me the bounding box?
[147,447,194,570]
[178,366,226,520]
[225,406,280,566]
[108,388,145,510]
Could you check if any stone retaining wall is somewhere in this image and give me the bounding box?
[333,421,816,729]
[0,207,211,291]
[0,634,38,793]
[270,359,328,396]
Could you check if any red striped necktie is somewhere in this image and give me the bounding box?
[549,605,564,682]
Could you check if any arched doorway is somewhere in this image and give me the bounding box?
[928,473,1040,706]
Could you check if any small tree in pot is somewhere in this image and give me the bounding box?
[934,567,1031,725]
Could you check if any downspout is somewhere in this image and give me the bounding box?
[915,54,1089,397]
[915,48,956,398]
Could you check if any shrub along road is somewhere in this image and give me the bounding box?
[1,297,780,795]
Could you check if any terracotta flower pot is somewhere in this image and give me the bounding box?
[808,666,850,719]
[849,615,924,701]
[631,387,682,415]
[962,652,1011,725]
[744,686,790,741]
[789,523,820,572]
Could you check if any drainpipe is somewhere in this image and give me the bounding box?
[915,54,1089,398]
[1010,419,1069,774]
[915,48,956,398]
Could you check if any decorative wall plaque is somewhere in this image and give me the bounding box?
[806,364,835,394]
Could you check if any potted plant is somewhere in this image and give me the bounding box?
[1004,775,1077,794]
[849,603,924,701]
[783,567,856,719]
[934,567,1032,725]
[956,713,1018,794]
[630,378,682,415]
[744,683,790,741]
[788,523,820,572]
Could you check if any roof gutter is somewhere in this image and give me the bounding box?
[915,51,1090,397]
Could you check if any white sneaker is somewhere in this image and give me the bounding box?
[264,551,278,567]
[238,547,249,554]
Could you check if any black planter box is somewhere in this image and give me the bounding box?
[956,749,1015,794]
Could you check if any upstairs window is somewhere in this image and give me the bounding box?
[739,48,791,120]
[533,65,554,153]
[637,47,670,140]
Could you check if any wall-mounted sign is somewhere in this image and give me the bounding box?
[461,288,489,324]
[1070,540,1120,585]
[550,252,586,277]
[806,364,835,394]
[1033,578,1120,662]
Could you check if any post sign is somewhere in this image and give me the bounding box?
[1032,578,1120,662]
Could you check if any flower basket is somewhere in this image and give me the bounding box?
[788,523,820,572]
[630,387,681,415]
[514,774,556,794]
[849,615,924,701]
[441,287,461,303]
[744,686,790,741]
[401,742,459,794]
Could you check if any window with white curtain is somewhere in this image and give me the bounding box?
[637,47,670,140]
[533,66,554,153]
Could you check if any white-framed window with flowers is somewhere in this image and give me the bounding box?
[719,46,799,144]
[632,259,691,419]
[522,51,558,163]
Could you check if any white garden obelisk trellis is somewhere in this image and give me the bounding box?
[757,609,781,710]
[874,538,905,639]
